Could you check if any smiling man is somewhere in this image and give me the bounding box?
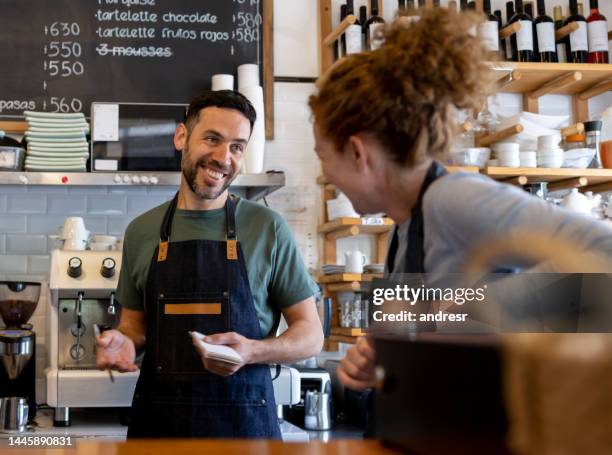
[95,91,323,439]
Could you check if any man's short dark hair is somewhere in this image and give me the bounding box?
[184,90,257,133]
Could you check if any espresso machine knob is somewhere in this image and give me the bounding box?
[67,257,82,278]
[100,258,116,278]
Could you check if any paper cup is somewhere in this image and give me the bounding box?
[240,85,265,174]
[211,74,234,91]
[238,64,260,91]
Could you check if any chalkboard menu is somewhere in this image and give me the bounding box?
[0,0,265,119]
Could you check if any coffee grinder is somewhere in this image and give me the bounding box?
[0,281,41,421]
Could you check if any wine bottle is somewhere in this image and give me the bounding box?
[554,6,567,63]
[535,0,558,62]
[406,0,420,23]
[505,2,516,60]
[433,0,440,6]
[525,2,539,61]
[398,0,406,12]
[460,0,468,12]
[586,0,609,63]
[345,0,363,55]
[339,4,347,58]
[365,0,386,51]
[510,0,535,62]
[495,10,506,60]
[479,0,501,57]
[564,0,588,63]
[418,0,426,9]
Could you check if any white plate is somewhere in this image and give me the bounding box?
[27,140,88,147]
[25,137,86,143]
[28,127,89,134]
[27,150,89,158]
[25,131,86,138]
[24,111,85,119]
[28,145,88,152]
[24,165,86,172]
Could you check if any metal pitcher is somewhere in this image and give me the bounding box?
[304,391,331,431]
[0,397,28,433]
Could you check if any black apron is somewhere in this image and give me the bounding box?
[386,161,448,273]
[127,193,281,439]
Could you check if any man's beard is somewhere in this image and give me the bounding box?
[181,144,238,200]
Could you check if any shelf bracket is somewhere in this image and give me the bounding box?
[523,71,582,114]
[323,14,357,47]
[548,177,589,192]
[556,22,579,41]
[327,225,360,240]
[475,124,524,147]
[504,176,529,186]
[561,123,584,138]
[578,78,612,101]
[528,71,583,99]
[499,22,521,40]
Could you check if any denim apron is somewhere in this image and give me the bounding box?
[127,193,281,439]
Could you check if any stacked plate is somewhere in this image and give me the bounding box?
[537,135,564,168]
[519,151,537,168]
[494,142,520,167]
[321,264,345,275]
[23,111,89,172]
[364,264,385,274]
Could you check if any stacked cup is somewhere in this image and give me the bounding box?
[211,74,234,91]
[494,142,520,167]
[238,64,265,174]
[537,135,564,168]
[519,151,537,168]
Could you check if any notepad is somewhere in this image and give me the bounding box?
[190,331,244,365]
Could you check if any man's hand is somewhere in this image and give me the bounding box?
[192,331,257,377]
[337,336,377,391]
[95,329,139,373]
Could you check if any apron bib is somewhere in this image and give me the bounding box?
[127,194,281,439]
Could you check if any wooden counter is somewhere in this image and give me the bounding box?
[4,439,402,455]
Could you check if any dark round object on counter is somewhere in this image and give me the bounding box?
[0,133,21,148]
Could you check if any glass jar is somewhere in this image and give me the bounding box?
[562,134,585,151]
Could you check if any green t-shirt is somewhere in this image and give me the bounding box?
[116,195,317,336]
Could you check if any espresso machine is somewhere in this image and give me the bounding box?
[46,249,139,427]
[0,281,41,431]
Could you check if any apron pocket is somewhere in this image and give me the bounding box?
[155,292,230,375]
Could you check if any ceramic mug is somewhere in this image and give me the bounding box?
[345,251,367,274]
[59,217,89,241]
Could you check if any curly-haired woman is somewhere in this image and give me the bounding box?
[309,8,612,391]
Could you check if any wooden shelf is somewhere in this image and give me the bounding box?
[327,334,359,345]
[483,167,612,192]
[318,273,383,284]
[330,327,365,337]
[490,62,612,96]
[317,166,478,186]
[318,217,394,236]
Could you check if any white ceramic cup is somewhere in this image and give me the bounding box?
[345,251,367,274]
[90,242,115,251]
[60,217,89,241]
[211,74,235,91]
[237,64,260,90]
[63,238,87,251]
